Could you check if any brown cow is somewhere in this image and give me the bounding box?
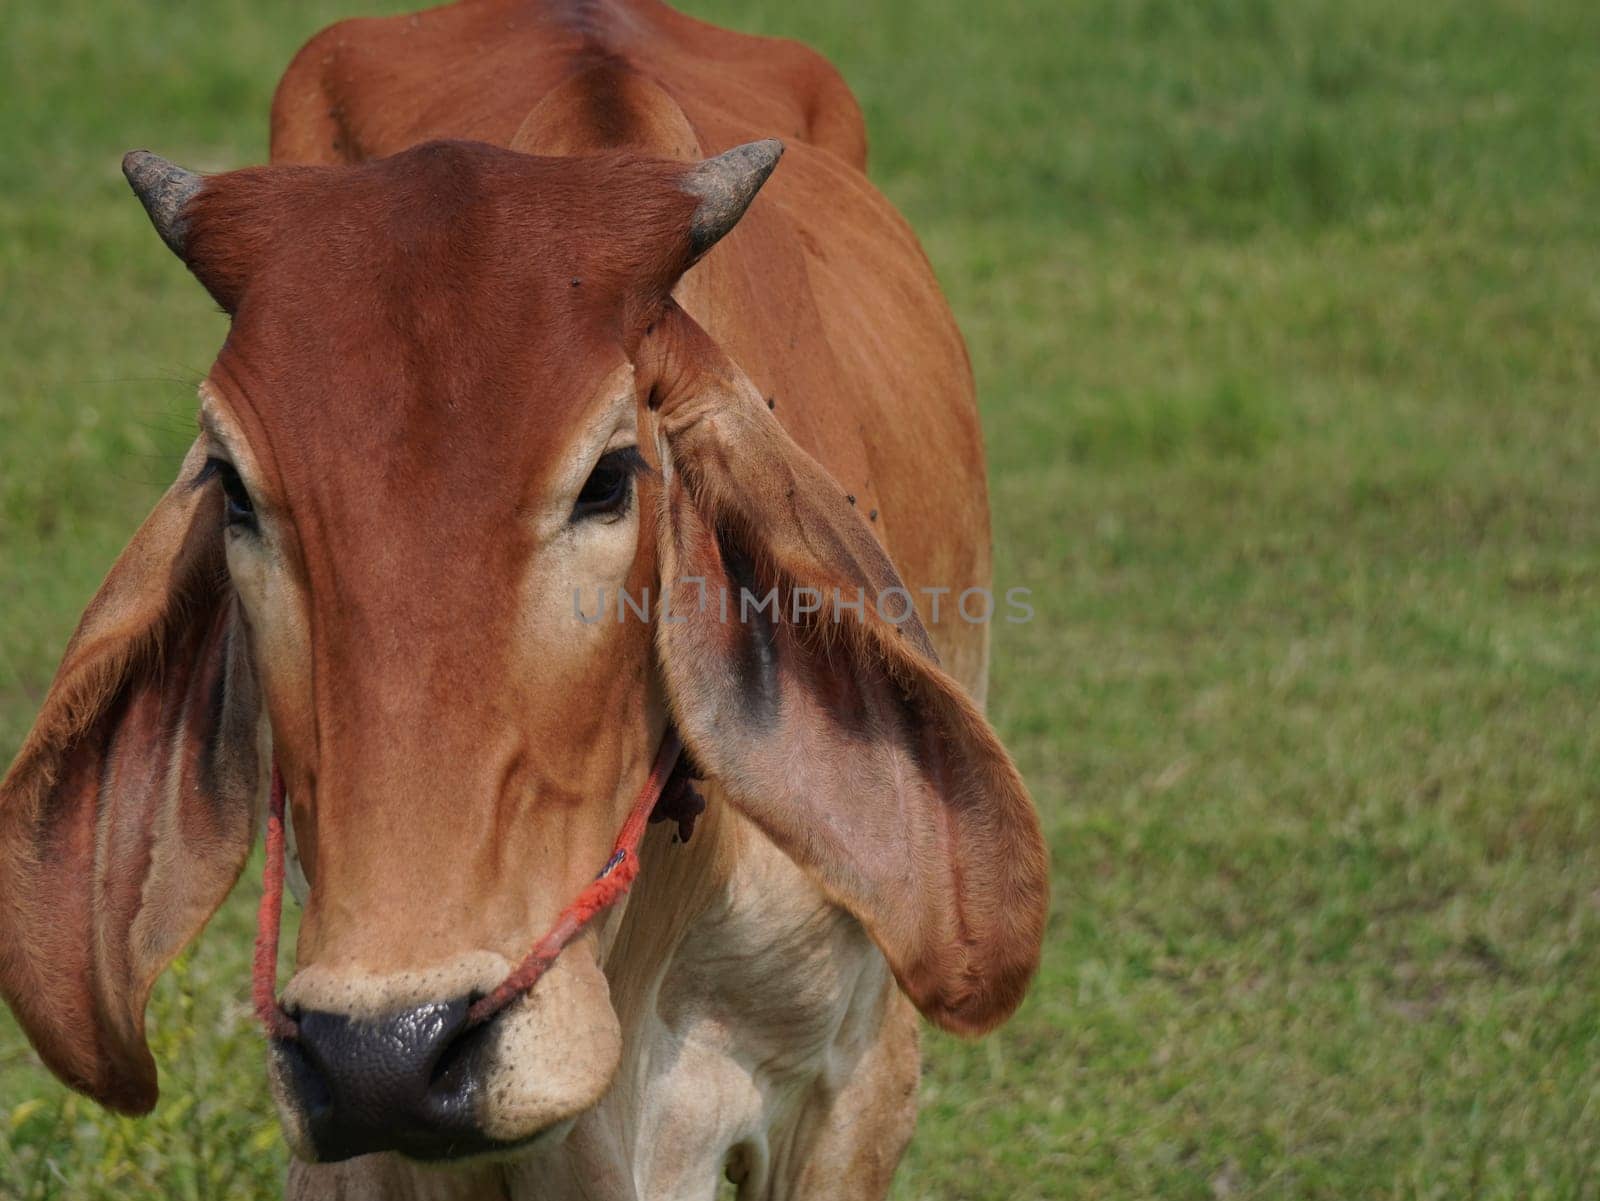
[0,1,1048,1197]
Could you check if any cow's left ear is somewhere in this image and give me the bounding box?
[0,440,262,1114]
[646,309,1049,1035]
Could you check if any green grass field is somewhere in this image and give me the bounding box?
[3,0,1599,1196]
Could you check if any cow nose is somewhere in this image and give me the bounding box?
[275,996,500,1162]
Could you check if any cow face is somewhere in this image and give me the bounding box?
[166,143,754,1162]
[0,138,1047,1166]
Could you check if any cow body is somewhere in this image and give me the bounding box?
[265,5,987,1197]
[0,3,1046,1198]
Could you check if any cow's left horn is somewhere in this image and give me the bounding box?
[681,139,784,258]
[122,150,204,258]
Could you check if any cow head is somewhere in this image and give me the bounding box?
[0,138,1047,1163]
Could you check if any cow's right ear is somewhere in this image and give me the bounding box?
[646,309,1049,1035]
[0,440,263,1113]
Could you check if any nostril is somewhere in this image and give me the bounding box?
[427,1014,491,1097]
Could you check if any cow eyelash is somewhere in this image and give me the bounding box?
[196,456,258,530]
[572,447,646,522]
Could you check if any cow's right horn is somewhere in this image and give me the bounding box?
[122,151,204,258]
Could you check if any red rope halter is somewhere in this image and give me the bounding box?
[252,732,687,1040]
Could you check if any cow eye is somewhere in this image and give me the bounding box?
[572,448,642,521]
[204,457,257,529]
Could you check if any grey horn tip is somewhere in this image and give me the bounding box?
[683,138,786,257]
[122,150,204,258]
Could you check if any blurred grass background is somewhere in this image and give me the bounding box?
[3,0,1599,1197]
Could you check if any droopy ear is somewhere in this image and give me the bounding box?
[0,441,262,1113]
[648,311,1048,1035]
